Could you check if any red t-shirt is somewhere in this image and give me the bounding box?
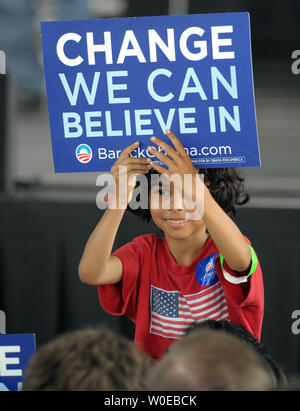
[98,234,264,360]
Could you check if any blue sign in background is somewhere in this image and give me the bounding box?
[41,12,261,173]
[0,334,36,391]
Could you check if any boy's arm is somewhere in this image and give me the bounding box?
[78,208,125,285]
[202,186,251,273]
[147,130,251,274]
[78,141,151,285]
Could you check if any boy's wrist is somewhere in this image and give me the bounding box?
[104,206,126,218]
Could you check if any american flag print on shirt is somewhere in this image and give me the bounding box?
[150,282,229,339]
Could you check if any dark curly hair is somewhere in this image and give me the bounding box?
[127,167,249,223]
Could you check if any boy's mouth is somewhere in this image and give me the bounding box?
[164,218,187,229]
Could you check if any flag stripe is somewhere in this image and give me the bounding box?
[179,289,225,311]
[180,286,224,306]
[152,315,193,327]
[178,286,224,309]
[151,310,230,330]
[183,282,221,298]
[150,329,185,339]
[150,311,230,339]
[183,294,226,314]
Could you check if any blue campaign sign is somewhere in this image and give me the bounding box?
[0,334,36,391]
[41,12,261,173]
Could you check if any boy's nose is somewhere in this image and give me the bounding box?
[168,193,185,211]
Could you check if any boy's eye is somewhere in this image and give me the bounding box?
[152,188,169,196]
[159,189,169,196]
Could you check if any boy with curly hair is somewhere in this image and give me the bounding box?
[79,130,264,362]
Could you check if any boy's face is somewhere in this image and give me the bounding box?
[149,178,205,240]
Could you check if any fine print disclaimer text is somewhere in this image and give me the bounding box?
[103,394,198,408]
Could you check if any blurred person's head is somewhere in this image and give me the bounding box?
[185,320,287,388]
[22,326,150,391]
[146,329,275,391]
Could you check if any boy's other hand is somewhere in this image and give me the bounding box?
[147,130,205,218]
[110,141,152,208]
[147,130,196,176]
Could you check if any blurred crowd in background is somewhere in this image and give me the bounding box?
[21,322,300,391]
